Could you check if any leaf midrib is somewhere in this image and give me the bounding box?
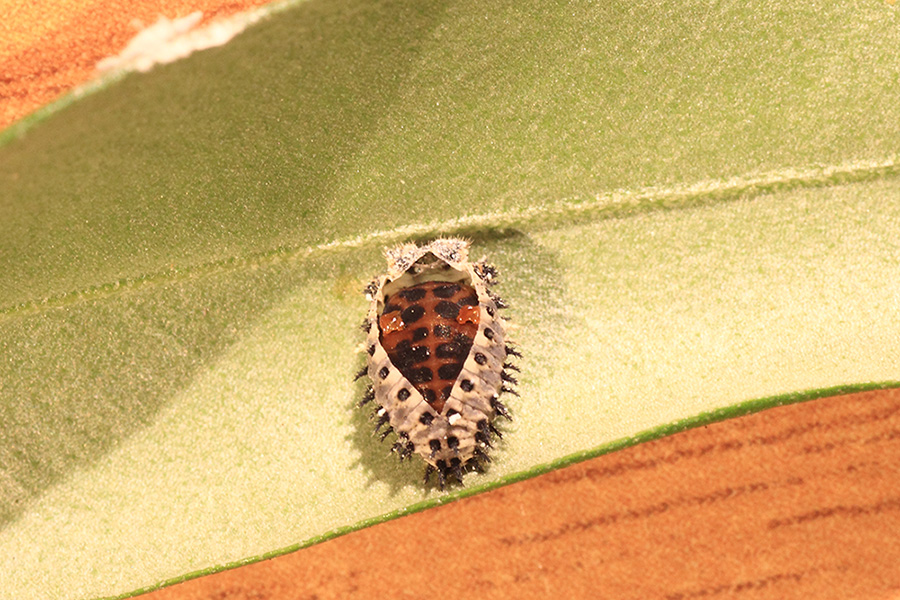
[3,155,897,319]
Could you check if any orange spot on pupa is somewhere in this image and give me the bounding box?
[379,311,405,334]
[457,304,480,325]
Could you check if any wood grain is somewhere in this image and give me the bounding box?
[0,0,270,130]
[5,5,899,599]
[145,389,900,600]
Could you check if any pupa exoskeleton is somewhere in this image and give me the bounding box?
[357,238,519,488]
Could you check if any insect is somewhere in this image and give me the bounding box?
[357,238,519,488]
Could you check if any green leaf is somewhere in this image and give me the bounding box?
[1,0,898,598]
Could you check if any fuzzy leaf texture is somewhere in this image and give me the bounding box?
[1,0,899,598]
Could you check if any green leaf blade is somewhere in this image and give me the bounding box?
[1,0,899,598]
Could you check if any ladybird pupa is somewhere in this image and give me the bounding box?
[360,238,518,488]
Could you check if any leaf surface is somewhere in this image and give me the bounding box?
[1,0,899,598]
